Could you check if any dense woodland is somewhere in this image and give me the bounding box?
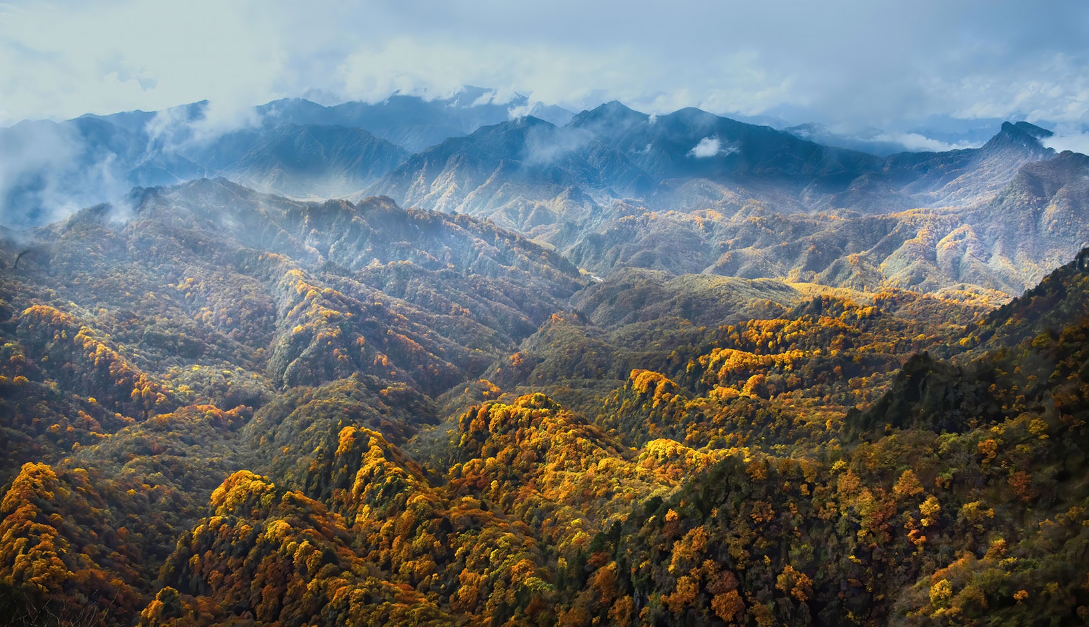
[2,180,1089,626]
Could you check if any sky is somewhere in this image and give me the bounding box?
[1,0,1088,134]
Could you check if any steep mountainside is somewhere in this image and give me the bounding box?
[364,116,650,239]
[881,121,1056,208]
[357,104,1077,300]
[1,92,572,226]
[212,124,409,198]
[3,178,1089,626]
[0,179,583,478]
[0,113,409,224]
[368,103,1056,227]
[528,251,1089,626]
[569,102,884,192]
[559,149,1089,300]
[0,115,205,227]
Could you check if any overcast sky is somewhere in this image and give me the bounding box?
[1,0,1087,132]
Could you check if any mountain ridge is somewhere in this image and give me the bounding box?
[3,177,1089,625]
[4,94,1072,235]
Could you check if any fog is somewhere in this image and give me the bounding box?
[3,0,1087,131]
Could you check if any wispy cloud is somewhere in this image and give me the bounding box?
[1044,133,1089,155]
[0,120,137,228]
[144,99,261,154]
[688,136,737,158]
[867,132,973,152]
[521,125,593,166]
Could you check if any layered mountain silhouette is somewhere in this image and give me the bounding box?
[560,148,1089,298]
[367,102,1057,221]
[2,95,1085,302]
[0,90,570,227]
[213,124,409,198]
[359,105,1075,298]
[257,86,575,152]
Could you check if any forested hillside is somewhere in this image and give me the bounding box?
[2,181,1088,626]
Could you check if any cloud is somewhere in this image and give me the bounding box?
[0,122,79,227]
[521,124,593,167]
[855,131,975,152]
[472,91,499,107]
[0,119,138,228]
[507,101,537,120]
[688,137,721,158]
[471,88,519,108]
[144,99,261,155]
[688,136,737,158]
[0,0,1086,134]
[1044,133,1089,155]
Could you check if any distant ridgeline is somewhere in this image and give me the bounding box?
[1,155,1089,622]
[3,93,1088,301]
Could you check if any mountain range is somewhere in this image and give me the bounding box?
[8,53,1089,627]
[4,93,1087,304]
[3,175,1089,625]
[364,106,1080,299]
[0,89,572,228]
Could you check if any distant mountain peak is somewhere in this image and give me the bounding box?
[983,120,1055,154]
[783,122,826,138]
[447,85,527,108]
[507,114,553,127]
[569,101,649,133]
[596,100,642,115]
[1010,121,1054,139]
[670,107,723,124]
[447,85,494,105]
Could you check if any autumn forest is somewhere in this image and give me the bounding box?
[0,172,1086,627]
